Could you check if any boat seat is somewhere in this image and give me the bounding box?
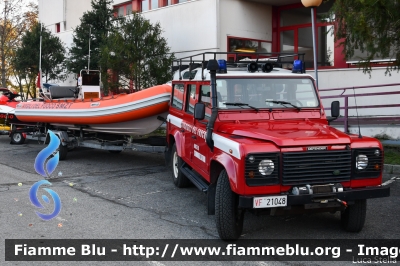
[49,86,78,99]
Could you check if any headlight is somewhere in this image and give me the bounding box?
[356,154,368,170]
[259,159,274,175]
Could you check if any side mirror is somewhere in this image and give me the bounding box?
[327,101,340,123]
[194,103,205,120]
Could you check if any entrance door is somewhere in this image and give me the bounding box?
[191,84,212,178]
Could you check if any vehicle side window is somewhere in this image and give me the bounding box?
[186,84,196,114]
[199,85,211,120]
[171,84,184,110]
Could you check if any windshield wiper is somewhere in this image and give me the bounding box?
[265,100,301,111]
[224,102,259,111]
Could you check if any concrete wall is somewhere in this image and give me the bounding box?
[38,0,64,33]
[142,0,219,59]
[65,0,93,30]
[316,68,400,117]
[219,0,272,52]
[38,0,92,33]
[113,0,130,5]
[314,68,400,139]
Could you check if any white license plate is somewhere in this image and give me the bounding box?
[253,195,287,208]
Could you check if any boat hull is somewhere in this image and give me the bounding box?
[15,84,171,125]
[0,104,24,125]
[51,111,168,135]
[14,84,171,135]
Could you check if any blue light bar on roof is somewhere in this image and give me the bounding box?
[217,59,227,73]
[292,60,304,73]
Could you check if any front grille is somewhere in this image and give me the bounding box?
[353,148,383,179]
[282,150,352,186]
[245,153,279,186]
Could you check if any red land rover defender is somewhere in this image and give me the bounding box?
[165,52,390,240]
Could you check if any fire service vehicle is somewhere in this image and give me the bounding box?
[165,52,390,240]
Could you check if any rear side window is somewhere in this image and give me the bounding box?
[171,84,184,110]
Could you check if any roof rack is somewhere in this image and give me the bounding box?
[172,52,305,80]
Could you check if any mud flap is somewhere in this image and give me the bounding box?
[208,183,216,215]
[164,145,171,166]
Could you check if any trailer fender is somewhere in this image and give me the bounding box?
[50,130,69,146]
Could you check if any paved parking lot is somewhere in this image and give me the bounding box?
[0,136,399,265]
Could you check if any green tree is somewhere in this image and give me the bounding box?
[0,0,34,88]
[10,1,38,97]
[66,0,114,74]
[13,22,66,98]
[331,0,400,74]
[100,12,174,92]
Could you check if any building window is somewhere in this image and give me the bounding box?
[126,4,132,15]
[115,2,134,16]
[117,6,124,16]
[227,37,272,61]
[151,0,158,9]
[56,23,60,33]
[140,0,190,11]
[142,0,149,11]
[276,1,336,69]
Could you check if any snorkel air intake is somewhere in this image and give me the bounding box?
[206,59,219,151]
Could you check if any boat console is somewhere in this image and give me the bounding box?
[48,86,78,99]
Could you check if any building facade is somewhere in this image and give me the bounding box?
[38,0,400,137]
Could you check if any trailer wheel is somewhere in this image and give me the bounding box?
[171,143,190,188]
[215,169,244,240]
[58,144,68,161]
[341,199,367,232]
[10,132,25,145]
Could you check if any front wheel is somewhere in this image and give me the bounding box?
[341,199,367,232]
[215,169,244,240]
[10,132,25,145]
[171,143,190,188]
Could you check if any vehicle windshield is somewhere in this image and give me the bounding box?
[216,78,319,110]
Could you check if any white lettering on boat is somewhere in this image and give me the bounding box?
[17,103,73,109]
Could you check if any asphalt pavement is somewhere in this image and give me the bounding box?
[0,136,399,266]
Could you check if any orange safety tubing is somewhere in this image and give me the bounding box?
[17,85,171,124]
[17,101,169,124]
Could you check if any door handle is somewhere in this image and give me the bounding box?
[191,135,197,139]
[180,129,184,132]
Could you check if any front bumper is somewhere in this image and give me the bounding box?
[238,186,390,209]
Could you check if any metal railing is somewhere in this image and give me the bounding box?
[319,83,400,133]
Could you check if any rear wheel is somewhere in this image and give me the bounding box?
[171,143,190,188]
[341,199,367,232]
[10,132,25,145]
[215,169,244,240]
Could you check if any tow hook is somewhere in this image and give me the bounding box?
[336,198,348,208]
